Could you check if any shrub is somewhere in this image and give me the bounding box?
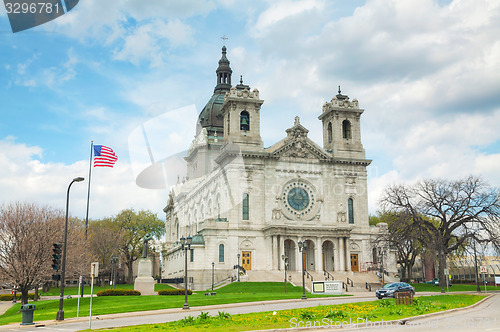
[0,293,35,301]
[197,311,210,320]
[299,310,316,320]
[96,289,141,297]
[324,310,347,319]
[218,311,231,320]
[180,315,194,325]
[158,289,192,295]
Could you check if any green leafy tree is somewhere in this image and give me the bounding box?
[114,209,165,283]
[380,176,500,292]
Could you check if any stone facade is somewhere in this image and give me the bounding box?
[163,48,395,290]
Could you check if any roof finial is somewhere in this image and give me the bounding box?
[240,75,243,84]
[221,35,228,46]
[294,116,300,126]
[338,85,341,94]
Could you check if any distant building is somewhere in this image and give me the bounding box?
[163,46,395,289]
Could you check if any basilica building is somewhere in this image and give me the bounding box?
[163,46,394,290]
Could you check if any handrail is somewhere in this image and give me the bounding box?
[365,282,372,291]
[347,277,353,287]
[305,270,314,281]
[324,270,334,280]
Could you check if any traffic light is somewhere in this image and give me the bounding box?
[52,243,62,271]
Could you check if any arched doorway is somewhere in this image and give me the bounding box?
[284,239,296,271]
[322,240,334,271]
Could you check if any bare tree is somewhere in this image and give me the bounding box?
[381,176,500,292]
[0,202,63,304]
[88,218,124,285]
[373,211,423,282]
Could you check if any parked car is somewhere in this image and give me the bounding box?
[375,282,415,299]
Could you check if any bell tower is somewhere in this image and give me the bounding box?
[220,78,264,151]
[318,87,365,159]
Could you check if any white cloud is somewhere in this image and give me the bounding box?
[0,137,167,220]
[253,0,325,37]
[113,19,194,67]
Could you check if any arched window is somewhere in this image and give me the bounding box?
[242,193,249,220]
[348,198,354,224]
[342,120,351,139]
[240,111,250,131]
[327,122,333,143]
[218,244,225,262]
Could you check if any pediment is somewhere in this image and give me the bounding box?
[270,138,330,161]
[267,117,330,161]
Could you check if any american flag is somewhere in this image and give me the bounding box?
[93,145,118,167]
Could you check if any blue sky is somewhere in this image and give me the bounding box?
[1,0,499,220]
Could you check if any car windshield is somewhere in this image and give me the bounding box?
[382,283,398,289]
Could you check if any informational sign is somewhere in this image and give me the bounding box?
[479,266,487,274]
[91,262,99,277]
[311,280,343,295]
[495,276,500,285]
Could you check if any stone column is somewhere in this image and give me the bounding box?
[345,238,351,271]
[339,237,345,271]
[296,237,301,272]
[316,237,322,272]
[334,238,340,272]
[271,236,277,270]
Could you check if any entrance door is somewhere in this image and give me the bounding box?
[350,254,359,272]
[322,253,325,271]
[242,251,251,271]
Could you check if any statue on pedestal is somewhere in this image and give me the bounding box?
[134,233,156,295]
[142,233,153,258]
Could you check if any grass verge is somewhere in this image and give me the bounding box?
[38,283,174,297]
[103,294,485,331]
[0,282,344,325]
[412,283,496,292]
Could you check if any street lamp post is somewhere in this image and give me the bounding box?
[56,176,84,321]
[211,262,215,291]
[180,235,192,310]
[473,237,481,292]
[298,241,307,300]
[111,255,118,289]
[237,253,241,282]
[282,254,288,293]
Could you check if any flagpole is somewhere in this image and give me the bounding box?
[85,141,93,240]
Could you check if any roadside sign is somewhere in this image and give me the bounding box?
[91,262,99,277]
[479,266,487,273]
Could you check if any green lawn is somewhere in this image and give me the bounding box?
[38,283,174,296]
[104,294,485,331]
[0,282,344,326]
[412,283,495,292]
